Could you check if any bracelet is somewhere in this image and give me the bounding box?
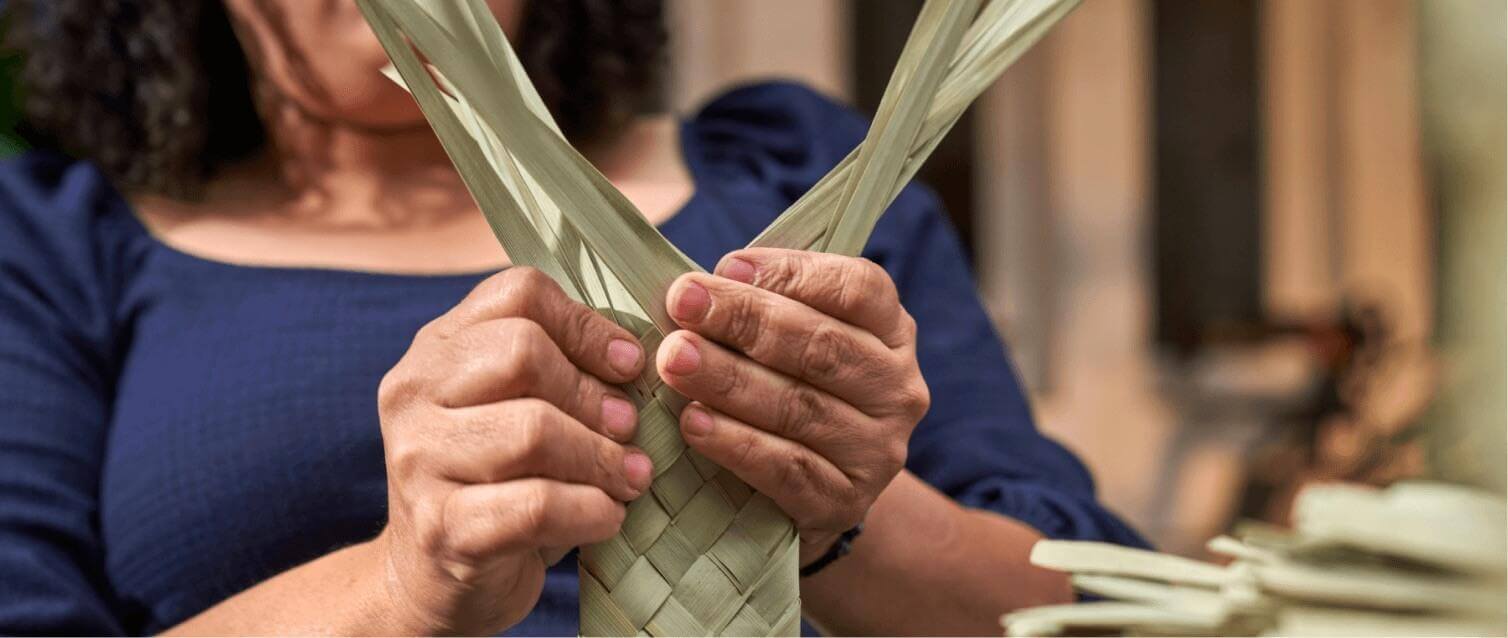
[799,523,864,578]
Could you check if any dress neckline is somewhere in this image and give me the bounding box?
[116,121,706,282]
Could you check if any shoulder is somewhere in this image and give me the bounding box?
[0,150,142,248]
[680,81,868,214]
[679,81,953,264]
[684,80,870,169]
[0,150,147,334]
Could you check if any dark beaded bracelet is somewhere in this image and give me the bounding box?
[799,523,865,578]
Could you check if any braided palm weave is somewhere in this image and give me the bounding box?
[359,0,1080,634]
[580,376,802,636]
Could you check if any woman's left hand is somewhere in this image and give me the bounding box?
[656,248,931,564]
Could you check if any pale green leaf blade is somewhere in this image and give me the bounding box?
[374,0,697,333]
[357,0,578,292]
[750,0,1083,254]
[820,0,980,256]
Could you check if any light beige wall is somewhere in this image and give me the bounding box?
[665,0,852,113]
[975,0,1166,533]
[1261,0,1342,321]
[1262,0,1432,342]
[976,40,1054,391]
[1332,0,1432,342]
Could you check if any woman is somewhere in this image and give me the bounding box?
[0,0,1145,635]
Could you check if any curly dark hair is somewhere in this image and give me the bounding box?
[5,0,666,198]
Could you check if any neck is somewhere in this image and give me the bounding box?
[240,96,474,229]
[235,90,686,231]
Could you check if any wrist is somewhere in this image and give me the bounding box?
[367,530,447,636]
[798,524,865,577]
[798,530,844,567]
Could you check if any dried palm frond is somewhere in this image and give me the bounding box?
[355,1,1080,635]
[1004,482,1507,637]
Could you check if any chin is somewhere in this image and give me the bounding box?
[317,81,428,130]
[268,46,430,130]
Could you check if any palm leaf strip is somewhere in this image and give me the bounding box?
[356,1,1080,634]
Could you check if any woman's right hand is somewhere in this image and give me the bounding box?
[372,268,652,635]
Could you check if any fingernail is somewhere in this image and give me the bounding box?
[601,396,637,441]
[670,280,710,323]
[606,339,643,377]
[663,336,701,375]
[683,405,715,437]
[718,257,756,284]
[623,452,653,491]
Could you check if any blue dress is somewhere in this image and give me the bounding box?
[0,82,1146,635]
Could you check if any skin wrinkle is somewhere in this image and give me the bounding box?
[0,1,1084,633]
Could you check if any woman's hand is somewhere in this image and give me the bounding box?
[373,268,652,635]
[656,248,930,563]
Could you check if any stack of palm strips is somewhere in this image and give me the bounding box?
[1004,481,1507,637]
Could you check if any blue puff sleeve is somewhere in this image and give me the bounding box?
[0,153,135,634]
[683,81,1149,548]
[871,186,1148,546]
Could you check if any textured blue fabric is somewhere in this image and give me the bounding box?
[0,81,1147,636]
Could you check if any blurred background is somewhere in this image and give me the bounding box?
[661,0,1505,557]
[0,0,1502,558]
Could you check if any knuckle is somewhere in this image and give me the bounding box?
[503,266,550,296]
[476,268,551,315]
[759,256,802,292]
[861,259,899,307]
[833,263,875,313]
[416,519,450,563]
[857,258,892,295]
[437,497,492,567]
[774,451,819,503]
[377,367,421,415]
[775,383,825,440]
[591,443,622,488]
[731,431,761,470]
[414,316,450,342]
[570,372,604,418]
[709,348,752,397]
[897,379,932,419]
[855,439,908,488]
[897,312,919,343]
[440,540,484,570]
[414,498,452,560]
[498,321,549,383]
[507,317,553,347]
[562,304,601,352]
[385,437,429,483]
[722,293,766,350]
[582,437,618,485]
[797,324,850,385]
[885,440,910,474]
[805,261,843,295]
[511,402,554,456]
[515,485,552,537]
[475,269,516,299]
